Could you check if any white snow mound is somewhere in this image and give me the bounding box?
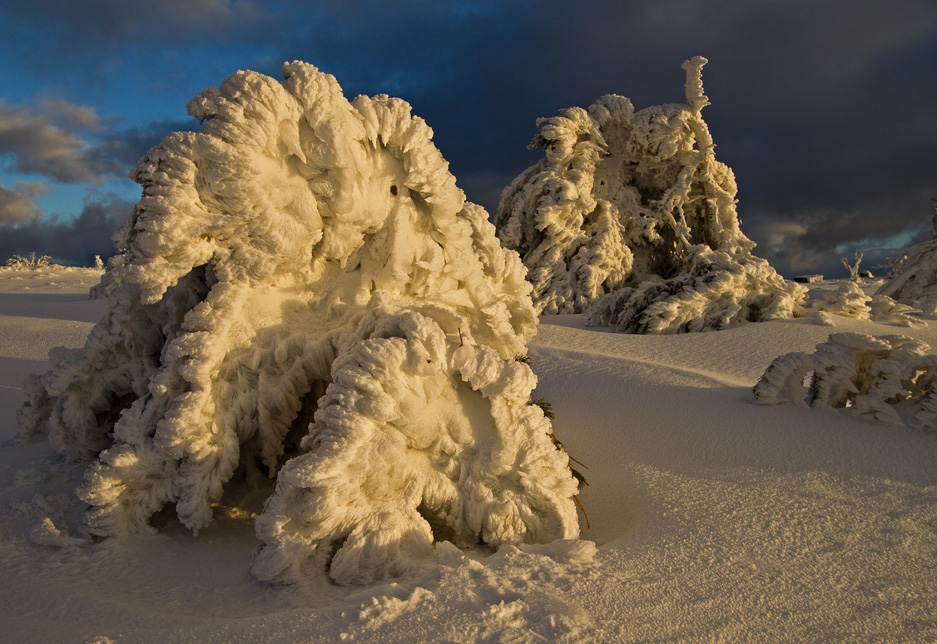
[496,56,804,333]
[19,61,580,585]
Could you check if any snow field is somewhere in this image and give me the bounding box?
[1,268,935,643]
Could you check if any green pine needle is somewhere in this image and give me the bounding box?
[528,397,555,420]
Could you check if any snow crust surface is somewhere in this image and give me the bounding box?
[2,269,936,643]
[496,57,804,333]
[15,62,578,586]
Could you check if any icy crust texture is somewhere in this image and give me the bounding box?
[19,62,578,584]
[877,238,937,315]
[496,56,803,333]
[753,333,937,431]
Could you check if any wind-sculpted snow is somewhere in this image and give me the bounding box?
[496,56,804,333]
[19,62,579,585]
[253,299,579,585]
[798,281,925,328]
[753,332,937,431]
[877,236,937,315]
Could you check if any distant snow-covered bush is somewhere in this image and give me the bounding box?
[19,62,580,585]
[803,281,872,322]
[753,333,937,431]
[496,56,804,334]
[5,253,51,269]
[800,280,925,327]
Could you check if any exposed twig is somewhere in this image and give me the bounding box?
[573,495,591,529]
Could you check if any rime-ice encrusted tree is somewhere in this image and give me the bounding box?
[841,251,864,282]
[753,333,937,431]
[876,197,937,315]
[19,62,580,585]
[496,56,804,333]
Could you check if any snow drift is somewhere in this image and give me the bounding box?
[496,56,803,333]
[753,332,937,431]
[18,62,580,585]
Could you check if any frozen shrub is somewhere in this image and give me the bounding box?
[753,332,937,431]
[5,252,52,269]
[798,281,923,327]
[868,293,925,327]
[496,56,804,333]
[803,281,872,321]
[19,62,580,585]
[587,250,802,334]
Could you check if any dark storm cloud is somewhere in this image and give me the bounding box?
[0,182,45,228]
[0,0,273,53]
[746,203,935,279]
[0,106,196,264]
[0,195,130,266]
[266,2,936,250]
[2,0,934,278]
[0,100,123,183]
[0,98,196,183]
[90,119,199,170]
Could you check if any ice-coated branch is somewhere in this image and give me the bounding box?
[682,55,710,115]
[753,332,937,431]
[496,58,804,333]
[841,251,863,282]
[19,62,580,585]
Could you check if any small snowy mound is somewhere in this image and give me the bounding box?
[496,56,803,333]
[19,62,579,585]
[753,332,937,431]
[877,235,937,315]
[804,281,872,320]
[867,293,925,327]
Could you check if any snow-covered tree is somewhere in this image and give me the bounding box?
[841,251,863,282]
[496,56,804,333]
[753,332,937,431]
[876,198,937,314]
[19,62,580,585]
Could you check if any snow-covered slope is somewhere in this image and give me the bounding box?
[2,268,935,643]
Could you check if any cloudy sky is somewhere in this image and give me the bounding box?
[0,0,934,277]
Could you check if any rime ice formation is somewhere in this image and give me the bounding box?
[797,281,924,328]
[867,293,925,327]
[753,333,937,431]
[803,281,872,322]
[497,56,804,333]
[19,62,580,585]
[877,230,937,315]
